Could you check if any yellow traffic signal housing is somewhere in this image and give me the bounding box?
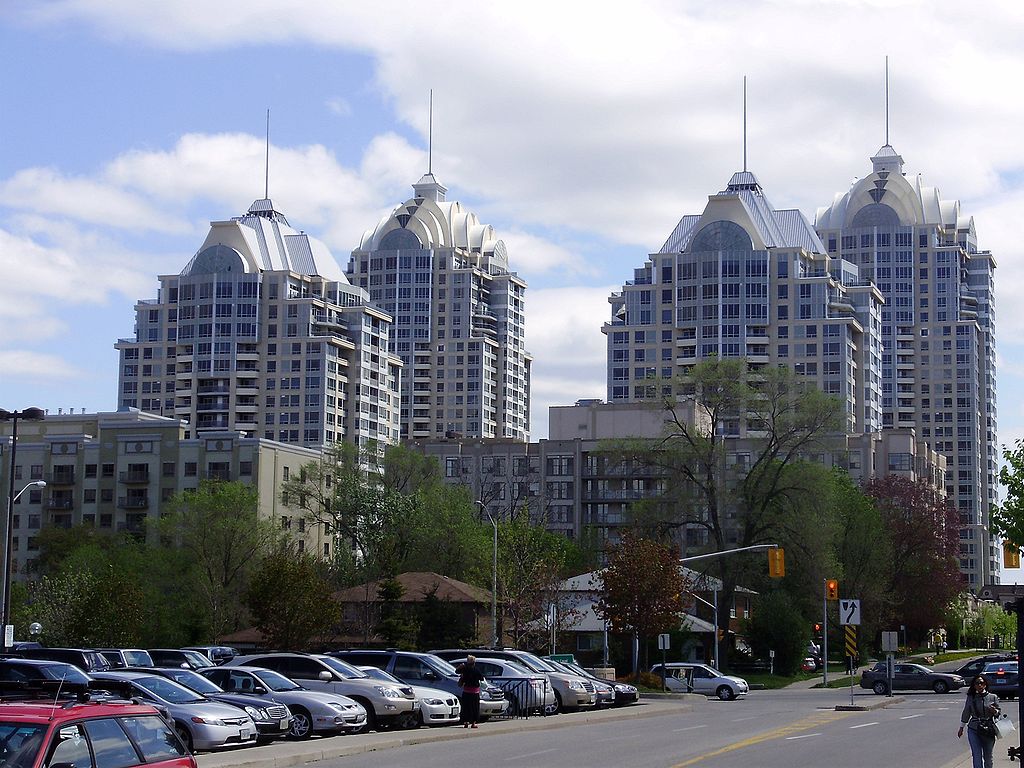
[767,548,785,578]
[1005,542,1021,570]
[826,579,839,600]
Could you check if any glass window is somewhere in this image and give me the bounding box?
[118,716,186,762]
[83,718,139,768]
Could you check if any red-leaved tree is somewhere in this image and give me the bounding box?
[595,533,689,678]
[865,476,962,637]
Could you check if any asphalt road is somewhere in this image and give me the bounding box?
[301,688,980,768]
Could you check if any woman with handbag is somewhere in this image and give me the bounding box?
[958,675,1001,768]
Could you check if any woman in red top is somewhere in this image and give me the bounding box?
[457,655,485,728]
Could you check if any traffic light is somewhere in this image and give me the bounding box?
[767,548,785,578]
[825,579,839,600]
[1005,542,1021,570]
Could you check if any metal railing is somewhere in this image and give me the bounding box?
[487,676,551,719]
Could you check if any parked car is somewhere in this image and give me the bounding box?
[19,647,112,673]
[447,657,554,716]
[358,666,460,727]
[226,653,417,731]
[551,659,639,706]
[649,662,749,700]
[183,646,238,665]
[201,665,367,738]
[91,671,257,751]
[328,649,508,719]
[0,680,195,768]
[100,649,155,668]
[954,654,1016,680]
[148,650,216,670]
[0,658,93,685]
[128,667,292,742]
[544,659,614,707]
[859,662,966,695]
[432,648,595,713]
[982,661,1019,700]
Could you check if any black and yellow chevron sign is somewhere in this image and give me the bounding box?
[845,625,857,658]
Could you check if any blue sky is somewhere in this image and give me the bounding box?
[2,2,1024,576]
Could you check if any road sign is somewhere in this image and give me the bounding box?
[881,631,899,652]
[657,633,670,650]
[838,599,861,626]
[845,625,857,658]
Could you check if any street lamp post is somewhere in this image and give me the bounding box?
[1,407,45,652]
[680,544,778,672]
[476,501,498,648]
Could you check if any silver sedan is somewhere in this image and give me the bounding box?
[201,665,367,738]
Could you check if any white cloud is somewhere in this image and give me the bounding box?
[0,350,80,380]
[526,286,616,439]
[326,96,353,117]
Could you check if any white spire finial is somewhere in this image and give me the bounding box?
[885,56,889,146]
[743,76,747,172]
[265,108,271,199]
[428,90,433,175]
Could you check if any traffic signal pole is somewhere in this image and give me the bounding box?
[822,579,829,687]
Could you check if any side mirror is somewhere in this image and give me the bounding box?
[423,670,438,680]
[319,671,333,681]
[253,685,268,695]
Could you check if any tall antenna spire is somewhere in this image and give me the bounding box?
[742,75,747,172]
[428,89,433,175]
[884,56,889,146]
[264,108,271,199]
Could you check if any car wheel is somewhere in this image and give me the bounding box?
[352,698,377,732]
[933,681,949,694]
[289,708,313,740]
[548,692,563,715]
[872,681,888,695]
[716,685,734,701]
[174,723,194,753]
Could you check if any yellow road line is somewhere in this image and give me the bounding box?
[670,710,857,767]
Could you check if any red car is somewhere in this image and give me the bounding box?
[0,685,196,768]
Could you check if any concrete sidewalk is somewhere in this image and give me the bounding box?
[943,739,1021,768]
[195,699,695,768]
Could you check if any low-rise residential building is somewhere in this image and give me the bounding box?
[0,408,327,576]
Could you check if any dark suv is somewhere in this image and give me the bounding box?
[19,647,111,673]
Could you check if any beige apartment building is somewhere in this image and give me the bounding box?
[0,409,328,578]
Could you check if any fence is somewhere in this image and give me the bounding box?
[487,675,551,719]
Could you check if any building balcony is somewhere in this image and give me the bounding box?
[119,470,150,484]
[47,469,76,485]
[205,469,231,481]
[46,499,74,511]
[117,496,149,510]
[197,384,230,394]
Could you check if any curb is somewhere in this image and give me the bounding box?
[834,695,904,711]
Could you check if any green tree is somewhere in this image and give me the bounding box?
[281,442,484,583]
[161,481,281,639]
[609,358,844,668]
[993,439,1024,549]
[375,577,419,649]
[27,567,144,646]
[246,547,341,651]
[595,534,687,678]
[745,591,809,675]
[416,587,477,649]
[498,513,584,650]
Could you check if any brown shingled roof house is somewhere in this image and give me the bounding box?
[335,571,495,648]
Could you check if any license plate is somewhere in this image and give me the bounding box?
[280,718,290,728]
[450,707,458,717]
[995,679,1007,684]
[241,727,254,738]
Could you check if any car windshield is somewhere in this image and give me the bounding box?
[514,652,554,673]
[134,676,206,704]
[253,670,302,692]
[181,651,214,668]
[162,669,222,694]
[33,664,90,684]
[123,650,153,666]
[319,656,367,679]
[423,655,459,677]
[360,667,401,684]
